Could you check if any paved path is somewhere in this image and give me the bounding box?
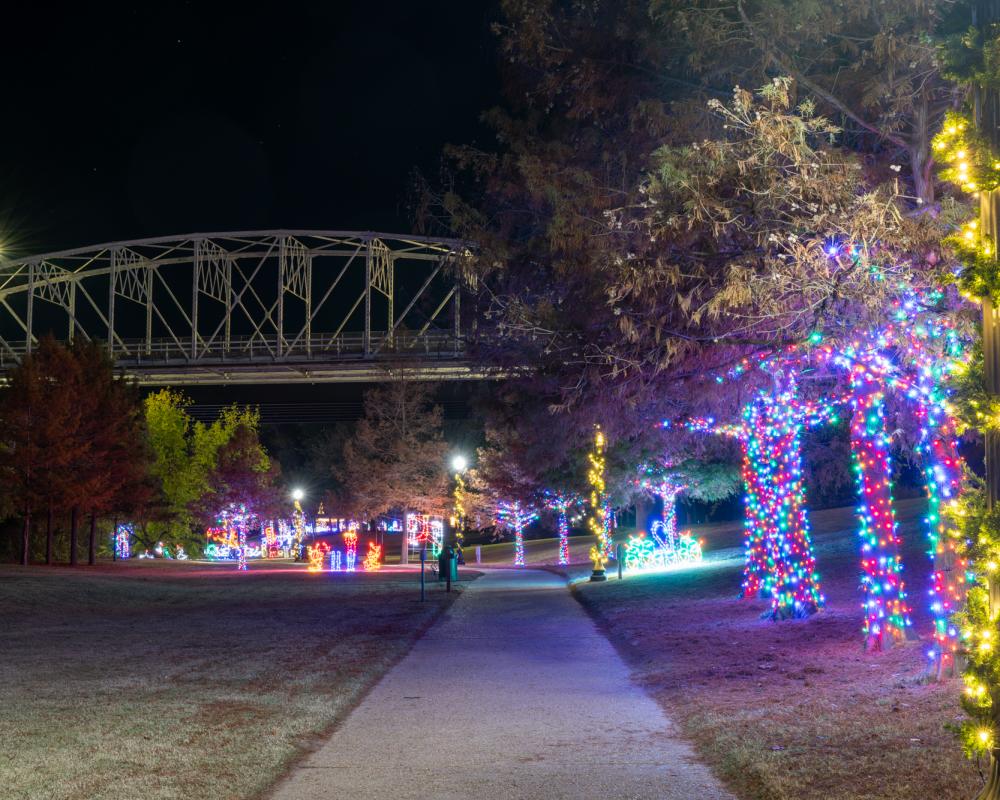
[270,569,735,800]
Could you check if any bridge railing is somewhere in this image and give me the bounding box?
[0,330,466,369]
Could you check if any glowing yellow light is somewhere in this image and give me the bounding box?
[949,125,958,134]
[980,729,993,747]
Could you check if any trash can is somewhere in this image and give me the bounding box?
[438,546,458,582]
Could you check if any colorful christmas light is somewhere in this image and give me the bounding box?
[729,379,828,619]
[343,526,358,572]
[850,366,911,649]
[307,541,330,572]
[114,523,132,560]
[496,501,539,567]
[363,541,383,571]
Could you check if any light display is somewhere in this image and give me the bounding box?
[623,533,656,570]
[263,523,278,558]
[545,493,580,565]
[693,378,828,619]
[453,473,467,554]
[496,501,539,567]
[114,523,132,560]
[292,499,306,558]
[363,541,383,571]
[307,541,330,572]
[587,425,613,565]
[850,366,910,649]
[343,526,358,572]
[638,469,685,553]
[330,549,342,571]
[406,514,444,557]
[430,519,444,558]
[623,530,702,572]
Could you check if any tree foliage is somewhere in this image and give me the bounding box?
[0,338,152,562]
[336,372,449,519]
[142,390,271,551]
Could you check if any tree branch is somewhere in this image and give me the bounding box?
[734,0,910,151]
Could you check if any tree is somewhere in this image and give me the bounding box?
[652,0,965,204]
[64,341,151,565]
[336,371,449,520]
[198,422,283,524]
[0,338,153,565]
[142,391,262,553]
[0,340,74,564]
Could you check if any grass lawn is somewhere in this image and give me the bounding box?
[465,531,599,566]
[0,559,472,800]
[567,498,982,800]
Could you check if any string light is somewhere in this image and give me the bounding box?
[587,425,613,565]
[114,523,132,560]
[850,366,911,649]
[497,501,539,566]
[362,541,383,571]
[307,541,330,572]
[343,526,358,572]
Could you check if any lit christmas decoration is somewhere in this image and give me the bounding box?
[691,378,829,619]
[114,523,132,560]
[362,541,383,571]
[544,492,581,565]
[292,499,306,558]
[430,518,444,558]
[263,523,278,558]
[175,547,188,560]
[452,472,467,554]
[587,425,614,564]
[343,526,358,572]
[307,541,330,572]
[850,366,911,649]
[623,533,656,570]
[330,549,342,571]
[496,501,539,566]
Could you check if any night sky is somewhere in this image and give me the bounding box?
[1,1,498,258]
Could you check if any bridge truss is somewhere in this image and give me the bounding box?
[0,231,473,385]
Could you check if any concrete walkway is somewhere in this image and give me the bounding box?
[270,569,734,800]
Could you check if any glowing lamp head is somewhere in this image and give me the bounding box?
[451,455,468,472]
[291,488,305,501]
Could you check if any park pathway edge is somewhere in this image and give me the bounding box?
[268,568,736,800]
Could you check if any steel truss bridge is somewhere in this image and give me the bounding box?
[0,231,475,385]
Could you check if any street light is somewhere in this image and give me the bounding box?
[451,454,468,473]
[291,488,305,501]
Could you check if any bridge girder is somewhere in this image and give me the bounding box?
[0,231,473,385]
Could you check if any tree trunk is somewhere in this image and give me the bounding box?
[910,96,935,206]
[69,507,79,566]
[88,511,97,566]
[45,505,53,565]
[21,511,30,566]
